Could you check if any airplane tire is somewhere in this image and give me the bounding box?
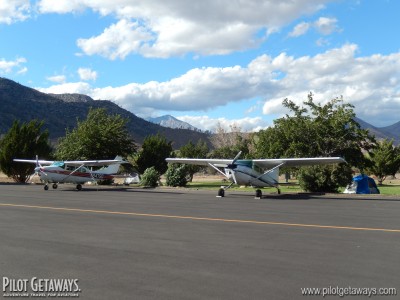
[44,185,49,191]
[76,184,82,191]
[217,188,225,197]
[255,189,262,198]
[52,183,58,189]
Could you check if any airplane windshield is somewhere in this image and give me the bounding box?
[237,160,252,168]
[51,161,65,168]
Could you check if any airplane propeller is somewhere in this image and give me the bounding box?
[34,155,40,173]
[227,151,242,169]
[33,155,46,176]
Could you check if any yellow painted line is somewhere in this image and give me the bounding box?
[1,202,399,233]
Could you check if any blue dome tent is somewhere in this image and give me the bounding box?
[344,174,380,194]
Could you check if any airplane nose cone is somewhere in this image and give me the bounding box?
[34,167,42,175]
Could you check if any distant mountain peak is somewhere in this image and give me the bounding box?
[147,115,199,131]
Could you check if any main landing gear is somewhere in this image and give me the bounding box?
[43,183,58,190]
[43,183,83,191]
[217,187,264,199]
[216,187,281,198]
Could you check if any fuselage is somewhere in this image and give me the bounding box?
[224,164,279,188]
[37,165,114,184]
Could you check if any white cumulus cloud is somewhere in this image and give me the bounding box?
[288,22,311,37]
[0,0,30,24]
[314,17,339,35]
[78,68,98,81]
[37,44,400,128]
[77,19,153,60]
[0,57,27,74]
[37,0,333,59]
[289,17,339,38]
[37,82,93,96]
[46,75,66,83]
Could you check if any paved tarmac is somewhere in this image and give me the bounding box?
[0,184,399,299]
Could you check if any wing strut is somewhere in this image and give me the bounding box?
[250,162,285,194]
[254,162,285,183]
[207,163,228,178]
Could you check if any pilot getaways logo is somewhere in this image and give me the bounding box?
[3,277,81,298]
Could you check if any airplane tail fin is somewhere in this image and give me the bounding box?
[97,156,124,175]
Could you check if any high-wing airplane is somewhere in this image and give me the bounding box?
[13,156,127,191]
[166,152,345,197]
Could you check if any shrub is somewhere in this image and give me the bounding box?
[165,164,189,187]
[140,166,160,187]
[298,164,352,193]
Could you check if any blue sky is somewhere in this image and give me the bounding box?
[1,0,399,132]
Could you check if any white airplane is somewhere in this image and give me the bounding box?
[13,156,127,191]
[166,152,345,197]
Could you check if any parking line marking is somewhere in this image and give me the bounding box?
[1,202,399,233]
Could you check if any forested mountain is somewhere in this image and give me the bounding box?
[0,77,210,149]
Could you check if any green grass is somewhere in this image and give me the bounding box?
[377,184,400,195]
[185,180,400,195]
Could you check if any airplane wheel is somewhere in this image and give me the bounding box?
[255,189,262,198]
[52,183,58,189]
[44,185,49,191]
[76,184,82,191]
[217,188,225,197]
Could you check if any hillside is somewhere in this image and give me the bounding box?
[0,77,210,149]
[354,117,399,145]
[379,121,400,143]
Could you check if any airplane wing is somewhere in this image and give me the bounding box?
[64,159,126,167]
[13,159,54,165]
[166,157,345,168]
[14,157,127,167]
[252,157,346,168]
[166,158,233,167]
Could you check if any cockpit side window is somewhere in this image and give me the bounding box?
[252,163,263,173]
[76,166,89,173]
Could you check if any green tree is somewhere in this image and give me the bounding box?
[135,134,172,175]
[254,93,375,167]
[55,108,136,160]
[252,93,376,192]
[0,120,52,183]
[366,139,400,185]
[178,139,209,181]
